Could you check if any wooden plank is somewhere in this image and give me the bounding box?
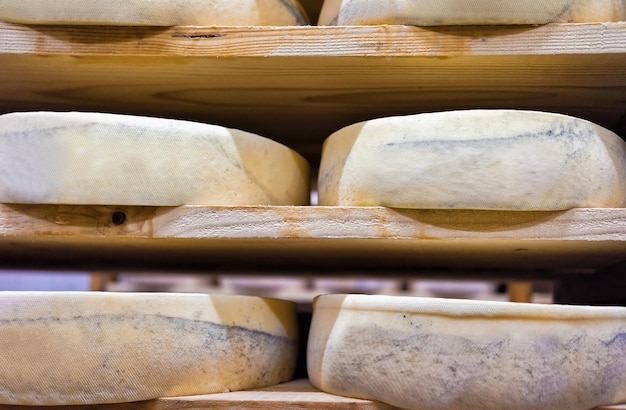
[0,23,624,161]
[1,205,625,274]
[0,379,397,409]
[2,22,625,57]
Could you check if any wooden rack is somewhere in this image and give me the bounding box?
[0,204,625,276]
[1,20,625,275]
[1,3,626,407]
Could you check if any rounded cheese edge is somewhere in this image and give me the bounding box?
[308,294,626,410]
[0,292,298,405]
[0,0,309,26]
[318,110,626,210]
[318,0,626,25]
[0,111,310,206]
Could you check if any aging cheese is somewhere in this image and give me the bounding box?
[0,111,309,206]
[308,294,626,410]
[0,292,298,405]
[318,0,626,25]
[0,0,309,26]
[318,110,626,210]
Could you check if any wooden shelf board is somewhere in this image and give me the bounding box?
[1,22,624,161]
[3,22,625,57]
[1,205,625,274]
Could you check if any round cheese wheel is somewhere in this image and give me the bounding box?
[318,0,626,25]
[0,111,309,206]
[318,110,626,210]
[0,292,298,405]
[0,0,309,26]
[308,294,626,410]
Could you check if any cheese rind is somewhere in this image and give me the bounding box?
[0,111,309,206]
[318,0,626,25]
[0,292,298,405]
[308,294,626,410]
[318,110,626,210]
[0,0,309,26]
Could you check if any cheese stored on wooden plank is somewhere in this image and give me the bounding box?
[318,110,626,210]
[0,111,309,206]
[318,0,626,25]
[0,0,309,26]
[0,292,298,405]
[308,294,626,410]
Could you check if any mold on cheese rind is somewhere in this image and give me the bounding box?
[0,292,298,405]
[0,111,309,206]
[318,0,626,25]
[0,0,310,26]
[318,110,626,210]
[308,294,626,410]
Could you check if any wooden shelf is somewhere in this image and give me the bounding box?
[1,204,625,275]
[0,21,625,276]
[1,13,626,409]
[1,22,625,162]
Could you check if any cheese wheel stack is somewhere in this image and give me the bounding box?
[0,0,309,26]
[318,110,626,210]
[0,111,309,206]
[308,294,626,410]
[0,292,298,405]
[319,0,626,25]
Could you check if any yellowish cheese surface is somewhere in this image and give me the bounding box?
[0,292,298,405]
[0,0,309,25]
[318,0,626,25]
[0,112,309,206]
[308,294,626,410]
[318,110,626,210]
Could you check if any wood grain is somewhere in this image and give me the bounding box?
[1,205,625,274]
[2,22,625,57]
[1,22,624,162]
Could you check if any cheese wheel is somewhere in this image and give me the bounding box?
[318,0,626,25]
[0,111,309,206]
[318,110,626,210]
[0,0,309,26]
[0,292,298,405]
[308,294,626,410]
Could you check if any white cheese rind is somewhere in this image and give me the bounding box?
[318,110,626,210]
[308,294,626,410]
[318,0,626,25]
[0,0,309,26]
[0,111,309,206]
[0,292,298,405]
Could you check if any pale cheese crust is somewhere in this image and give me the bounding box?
[308,294,626,410]
[318,0,626,25]
[318,110,626,210]
[0,111,309,206]
[0,0,309,26]
[0,292,298,405]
